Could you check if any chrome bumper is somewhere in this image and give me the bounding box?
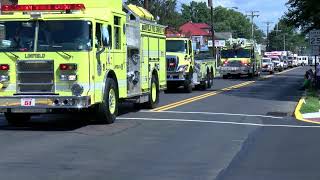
[0,96,91,113]
[167,72,186,81]
[262,67,273,72]
[220,69,250,75]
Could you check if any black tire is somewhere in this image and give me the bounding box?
[96,78,118,124]
[184,71,193,93]
[144,75,159,109]
[5,113,31,126]
[248,73,253,78]
[207,71,213,89]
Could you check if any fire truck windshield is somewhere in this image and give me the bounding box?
[221,49,251,58]
[0,20,92,52]
[166,40,187,53]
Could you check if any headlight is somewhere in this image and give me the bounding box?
[71,83,84,96]
[177,65,189,72]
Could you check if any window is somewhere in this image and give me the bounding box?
[0,20,92,52]
[96,23,102,48]
[114,16,121,49]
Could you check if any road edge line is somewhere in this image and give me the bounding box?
[294,97,320,125]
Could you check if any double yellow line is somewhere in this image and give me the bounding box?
[152,81,255,112]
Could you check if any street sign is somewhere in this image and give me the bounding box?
[208,40,213,47]
[309,30,320,46]
[214,40,226,47]
[311,46,320,56]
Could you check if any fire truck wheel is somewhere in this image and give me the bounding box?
[4,113,31,126]
[207,71,213,89]
[184,71,193,93]
[97,78,118,124]
[144,75,159,109]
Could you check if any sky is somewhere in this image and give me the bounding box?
[177,0,288,34]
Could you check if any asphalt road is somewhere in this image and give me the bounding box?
[0,66,318,180]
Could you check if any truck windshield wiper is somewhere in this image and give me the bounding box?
[3,52,20,59]
[56,51,72,59]
[50,45,73,59]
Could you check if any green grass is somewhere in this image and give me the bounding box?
[300,89,320,114]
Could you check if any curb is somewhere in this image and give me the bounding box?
[294,97,320,125]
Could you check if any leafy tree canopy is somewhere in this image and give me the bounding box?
[269,18,307,53]
[285,0,320,31]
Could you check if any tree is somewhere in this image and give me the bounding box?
[269,18,307,52]
[285,0,320,31]
[126,0,183,28]
[181,1,210,23]
[181,3,264,43]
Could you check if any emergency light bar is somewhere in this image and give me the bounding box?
[1,4,85,12]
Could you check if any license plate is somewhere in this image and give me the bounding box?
[21,98,35,107]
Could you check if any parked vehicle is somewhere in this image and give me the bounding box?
[298,56,308,66]
[283,60,289,69]
[288,56,298,67]
[271,56,283,72]
[262,58,274,74]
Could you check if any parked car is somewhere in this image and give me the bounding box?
[270,56,283,72]
[262,58,274,74]
[288,56,298,67]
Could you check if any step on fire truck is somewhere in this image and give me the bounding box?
[0,0,167,125]
[166,37,215,93]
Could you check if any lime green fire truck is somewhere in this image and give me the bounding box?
[166,37,214,92]
[0,0,167,125]
[220,39,261,79]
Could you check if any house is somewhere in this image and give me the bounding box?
[179,21,212,51]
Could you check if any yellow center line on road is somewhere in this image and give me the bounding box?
[152,81,255,112]
[152,67,300,112]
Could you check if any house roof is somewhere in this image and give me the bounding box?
[179,21,211,36]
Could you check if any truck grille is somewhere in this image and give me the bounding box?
[16,60,54,94]
[167,56,178,72]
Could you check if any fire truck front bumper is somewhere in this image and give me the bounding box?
[0,96,91,113]
[167,72,187,82]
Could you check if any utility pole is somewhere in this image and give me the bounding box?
[208,0,216,67]
[264,21,273,51]
[144,0,149,10]
[246,11,259,40]
[246,11,259,76]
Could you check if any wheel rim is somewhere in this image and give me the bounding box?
[151,82,157,102]
[108,88,116,114]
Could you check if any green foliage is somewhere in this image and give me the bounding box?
[268,18,307,52]
[181,3,264,43]
[126,1,265,43]
[126,0,183,28]
[300,88,320,114]
[181,2,210,23]
[285,0,320,31]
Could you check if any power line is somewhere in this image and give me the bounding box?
[246,11,259,40]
